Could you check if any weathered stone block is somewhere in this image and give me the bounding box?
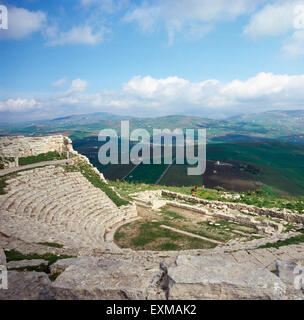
[0,271,54,300]
[276,259,304,288]
[167,255,293,300]
[51,257,166,300]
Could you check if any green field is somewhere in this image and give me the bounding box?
[206,142,304,195]
[124,162,169,184]
[159,164,203,186]
[3,111,304,196]
[73,140,304,196]
[124,142,304,195]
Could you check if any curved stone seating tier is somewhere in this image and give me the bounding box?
[0,210,95,248]
[0,166,137,249]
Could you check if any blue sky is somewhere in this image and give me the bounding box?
[1,0,304,122]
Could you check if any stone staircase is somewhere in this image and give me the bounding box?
[0,165,137,249]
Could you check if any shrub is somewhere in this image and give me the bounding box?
[0,178,7,195]
[19,151,67,166]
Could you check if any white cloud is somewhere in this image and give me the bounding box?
[99,73,304,115]
[0,5,105,46]
[282,30,304,57]
[46,25,104,46]
[68,79,89,93]
[0,98,39,112]
[0,6,46,40]
[122,76,190,98]
[124,0,262,43]
[52,78,68,88]
[243,2,296,39]
[2,73,304,118]
[243,1,304,58]
[117,73,304,113]
[54,78,89,105]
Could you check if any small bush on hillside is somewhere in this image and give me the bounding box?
[19,151,67,166]
[0,178,7,195]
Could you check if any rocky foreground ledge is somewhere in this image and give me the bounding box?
[1,240,304,300]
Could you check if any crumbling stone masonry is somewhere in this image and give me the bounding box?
[0,135,74,168]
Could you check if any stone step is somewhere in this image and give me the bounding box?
[0,165,131,249]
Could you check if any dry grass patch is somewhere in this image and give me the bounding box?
[114,208,217,250]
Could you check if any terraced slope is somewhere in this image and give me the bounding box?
[0,164,137,249]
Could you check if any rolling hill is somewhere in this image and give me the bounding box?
[1,109,304,144]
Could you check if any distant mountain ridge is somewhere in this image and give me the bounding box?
[227,110,304,121]
[1,109,304,144]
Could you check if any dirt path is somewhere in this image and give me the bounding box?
[155,157,176,185]
[0,158,75,177]
[160,224,223,244]
[121,163,140,181]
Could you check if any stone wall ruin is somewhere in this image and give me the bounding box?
[0,135,74,168]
